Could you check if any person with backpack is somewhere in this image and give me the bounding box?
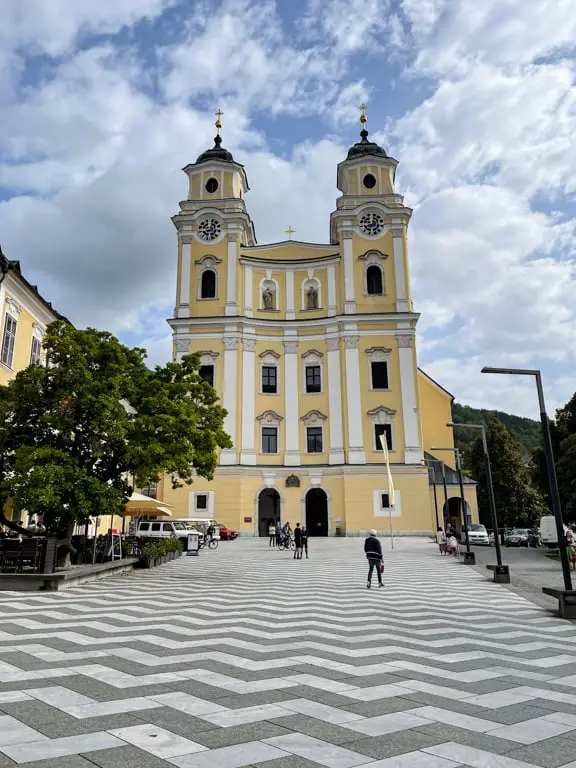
[364,529,384,588]
[294,523,303,559]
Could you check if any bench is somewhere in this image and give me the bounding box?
[542,587,576,619]
[486,564,511,584]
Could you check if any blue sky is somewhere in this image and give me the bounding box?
[0,0,575,417]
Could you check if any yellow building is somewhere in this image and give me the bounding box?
[159,114,477,537]
[0,248,68,387]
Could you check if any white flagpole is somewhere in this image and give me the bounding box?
[380,434,395,551]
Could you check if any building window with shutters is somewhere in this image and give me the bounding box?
[0,314,17,368]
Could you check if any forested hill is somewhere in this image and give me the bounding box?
[452,402,541,457]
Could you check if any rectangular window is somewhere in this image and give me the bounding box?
[139,522,150,532]
[199,365,214,387]
[162,523,173,532]
[140,482,158,499]
[262,427,278,454]
[261,366,277,394]
[151,522,161,532]
[374,424,393,451]
[30,336,42,366]
[196,494,208,510]
[307,427,323,453]
[381,493,390,509]
[371,361,389,389]
[305,365,321,393]
[1,315,17,368]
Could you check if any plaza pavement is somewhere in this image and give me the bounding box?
[1,538,576,766]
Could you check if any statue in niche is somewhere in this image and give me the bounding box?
[262,286,275,310]
[306,285,318,310]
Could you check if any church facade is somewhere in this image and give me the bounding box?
[157,114,478,536]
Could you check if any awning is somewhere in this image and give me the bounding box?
[124,492,173,517]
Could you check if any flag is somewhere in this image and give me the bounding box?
[379,433,395,507]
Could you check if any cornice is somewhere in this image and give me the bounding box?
[240,254,341,271]
[168,311,420,332]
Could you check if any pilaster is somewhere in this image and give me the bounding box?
[240,335,256,464]
[244,265,253,318]
[344,333,365,463]
[225,233,238,316]
[327,265,337,317]
[286,270,295,320]
[283,337,300,466]
[326,334,345,464]
[220,334,239,465]
[342,230,356,314]
[392,226,410,313]
[178,237,192,318]
[396,333,422,464]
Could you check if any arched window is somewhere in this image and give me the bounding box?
[200,269,216,299]
[366,265,383,295]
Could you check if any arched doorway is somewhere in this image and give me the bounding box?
[305,488,328,537]
[258,488,281,537]
[443,497,472,532]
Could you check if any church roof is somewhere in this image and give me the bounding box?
[346,128,388,161]
[424,452,476,486]
[196,134,235,165]
[0,247,70,324]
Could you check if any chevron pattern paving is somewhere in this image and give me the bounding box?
[1,540,576,766]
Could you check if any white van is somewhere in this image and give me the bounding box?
[539,515,566,548]
[135,519,204,549]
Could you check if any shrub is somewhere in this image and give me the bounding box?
[140,537,183,560]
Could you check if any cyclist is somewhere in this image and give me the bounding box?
[206,523,215,544]
[281,521,292,548]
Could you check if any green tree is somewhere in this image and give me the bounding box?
[531,393,576,521]
[452,402,541,457]
[465,420,545,529]
[0,321,231,559]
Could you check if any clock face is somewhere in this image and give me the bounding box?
[359,212,384,237]
[197,217,222,242]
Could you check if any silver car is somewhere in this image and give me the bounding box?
[461,523,489,546]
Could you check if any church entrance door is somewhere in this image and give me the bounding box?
[305,488,328,537]
[258,489,281,537]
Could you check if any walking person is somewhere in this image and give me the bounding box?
[436,526,447,555]
[294,523,303,559]
[268,521,276,547]
[364,529,383,588]
[275,521,282,547]
[301,525,309,559]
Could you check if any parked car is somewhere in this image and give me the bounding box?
[134,519,204,550]
[218,525,238,541]
[505,528,530,547]
[461,523,489,546]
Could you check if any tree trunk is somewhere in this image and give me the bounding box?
[55,523,77,569]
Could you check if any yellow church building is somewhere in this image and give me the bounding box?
[158,112,477,537]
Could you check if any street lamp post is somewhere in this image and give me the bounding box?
[425,459,440,530]
[431,447,475,565]
[447,421,510,583]
[481,367,572,593]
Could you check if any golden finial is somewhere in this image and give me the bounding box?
[285,225,295,240]
[215,109,224,135]
[359,103,368,125]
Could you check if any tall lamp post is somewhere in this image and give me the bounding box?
[431,447,475,565]
[425,459,440,529]
[447,421,510,583]
[481,367,572,592]
[426,458,449,527]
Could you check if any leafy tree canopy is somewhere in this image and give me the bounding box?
[465,420,545,529]
[452,402,541,458]
[0,321,231,537]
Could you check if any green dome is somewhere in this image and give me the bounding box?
[346,129,387,160]
[196,135,234,164]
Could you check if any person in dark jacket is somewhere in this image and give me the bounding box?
[364,529,383,588]
[294,523,303,559]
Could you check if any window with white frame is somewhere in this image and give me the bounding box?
[302,349,323,394]
[373,489,402,517]
[360,250,387,296]
[198,351,218,388]
[257,410,282,454]
[366,347,391,391]
[259,350,280,395]
[1,314,17,368]
[301,409,327,454]
[368,405,396,452]
[30,336,42,366]
[196,255,222,300]
[190,490,215,516]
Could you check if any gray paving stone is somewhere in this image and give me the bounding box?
[341,673,408,688]
[505,735,576,767]
[477,702,557,724]
[11,757,93,768]
[213,691,295,708]
[163,680,237,700]
[82,745,173,767]
[460,678,520,694]
[193,720,292,748]
[132,707,219,735]
[0,700,65,724]
[413,722,521,754]
[254,757,325,768]
[341,727,444,758]
[396,691,491,715]
[281,686,358,709]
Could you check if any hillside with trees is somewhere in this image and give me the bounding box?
[452,402,541,457]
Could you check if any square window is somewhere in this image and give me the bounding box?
[1,314,17,368]
[305,365,321,393]
[262,366,277,394]
[262,427,278,454]
[139,522,150,531]
[374,424,393,451]
[151,522,161,532]
[162,523,173,532]
[307,427,323,453]
[196,494,208,510]
[381,493,390,509]
[199,365,214,386]
[371,361,389,389]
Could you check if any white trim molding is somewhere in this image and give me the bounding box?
[344,333,365,463]
[326,334,345,464]
[240,334,257,465]
[283,336,300,465]
[302,349,324,394]
[257,410,283,456]
[301,409,327,455]
[220,334,239,465]
[189,490,215,517]
[373,489,402,517]
[286,270,295,320]
[178,241,192,315]
[342,233,355,314]
[244,264,253,318]
[259,349,280,395]
[225,235,238,316]
[368,405,396,452]
[360,250,387,296]
[392,227,410,312]
[396,333,422,464]
[327,265,337,316]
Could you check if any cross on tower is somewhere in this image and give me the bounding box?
[215,109,224,134]
[359,103,368,125]
[285,226,295,240]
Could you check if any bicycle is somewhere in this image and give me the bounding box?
[278,535,295,551]
[199,536,218,550]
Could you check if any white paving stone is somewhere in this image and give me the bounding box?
[168,740,290,767]
[2,732,124,763]
[264,733,374,767]
[109,724,208,758]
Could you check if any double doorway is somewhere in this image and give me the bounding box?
[257,487,329,537]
